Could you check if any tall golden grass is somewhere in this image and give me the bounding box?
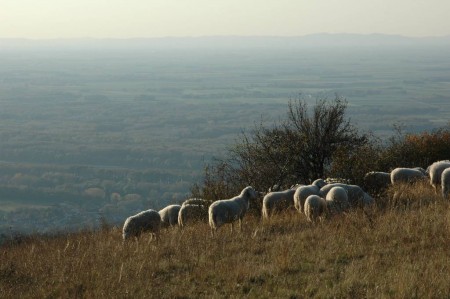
[1,184,450,298]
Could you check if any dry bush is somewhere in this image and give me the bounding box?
[1,195,450,298]
[377,126,450,171]
[385,180,440,210]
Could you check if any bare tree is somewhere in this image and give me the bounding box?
[195,95,370,199]
[283,96,368,180]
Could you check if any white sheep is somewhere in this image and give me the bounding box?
[182,198,210,206]
[363,192,375,207]
[262,186,300,219]
[428,160,450,193]
[363,171,391,195]
[304,194,327,223]
[208,186,258,235]
[312,178,327,189]
[158,204,181,227]
[122,209,161,241]
[320,183,370,208]
[293,184,321,213]
[325,186,350,215]
[442,167,450,200]
[178,199,209,228]
[325,177,351,184]
[390,167,427,185]
[268,184,281,192]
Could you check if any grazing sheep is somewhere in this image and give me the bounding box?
[262,186,300,219]
[178,199,209,228]
[390,167,427,185]
[325,186,350,215]
[363,192,375,207]
[442,167,450,199]
[294,184,321,213]
[268,184,281,192]
[320,183,369,208]
[182,198,209,206]
[413,167,428,175]
[363,171,391,195]
[304,195,327,223]
[312,178,328,189]
[325,177,351,184]
[208,186,258,235]
[428,160,450,193]
[290,183,304,189]
[158,204,181,227]
[122,209,161,241]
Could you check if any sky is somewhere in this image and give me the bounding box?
[1,0,450,39]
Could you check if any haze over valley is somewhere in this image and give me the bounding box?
[1,34,450,236]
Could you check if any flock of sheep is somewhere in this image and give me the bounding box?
[122,160,450,241]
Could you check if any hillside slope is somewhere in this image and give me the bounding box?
[1,184,450,298]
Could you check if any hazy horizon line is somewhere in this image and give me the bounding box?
[2,33,449,52]
[2,32,450,41]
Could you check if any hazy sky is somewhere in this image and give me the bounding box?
[1,0,449,39]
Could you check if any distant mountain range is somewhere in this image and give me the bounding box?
[1,34,450,51]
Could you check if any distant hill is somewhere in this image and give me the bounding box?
[1,34,450,51]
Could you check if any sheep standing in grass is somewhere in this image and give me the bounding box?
[262,186,301,220]
[158,204,181,227]
[325,186,350,215]
[364,171,391,195]
[390,167,427,185]
[442,168,450,199]
[292,179,327,213]
[320,183,370,208]
[122,209,161,241]
[363,192,375,207]
[312,179,328,189]
[268,184,281,192]
[208,186,258,235]
[294,184,321,213]
[182,198,209,206]
[428,160,450,193]
[304,195,327,223]
[178,199,209,228]
[325,177,351,184]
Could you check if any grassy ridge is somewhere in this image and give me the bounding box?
[1,186,450,298]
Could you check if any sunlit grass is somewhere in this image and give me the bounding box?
[2,186,450,298]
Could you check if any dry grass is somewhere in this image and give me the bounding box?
[2,188,450,298]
